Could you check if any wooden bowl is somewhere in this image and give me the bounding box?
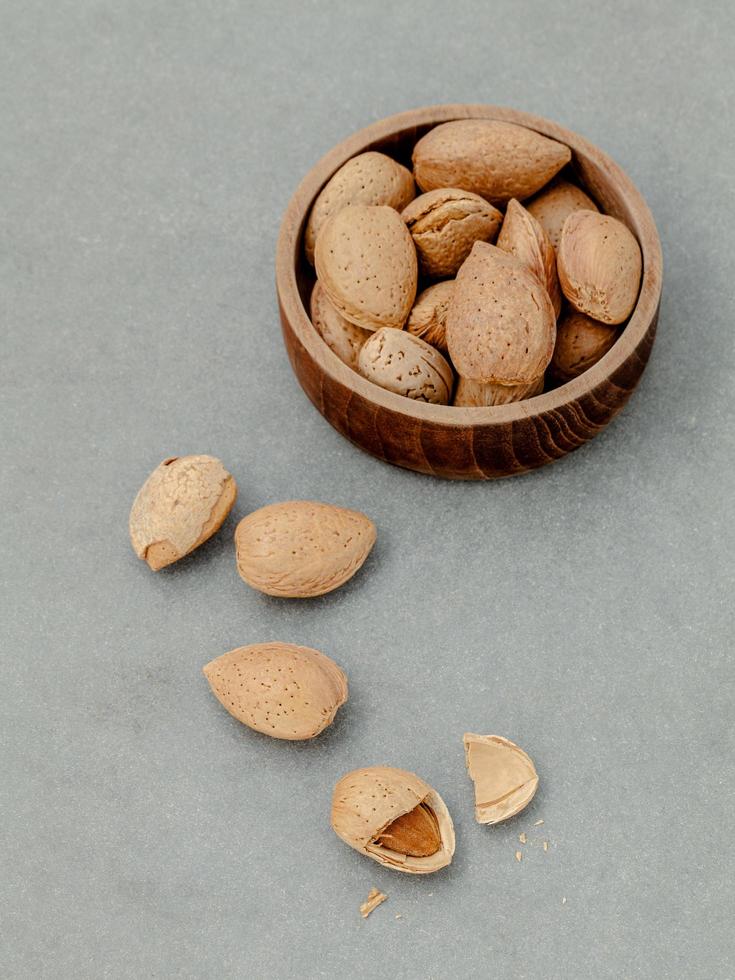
[276,105,662,480]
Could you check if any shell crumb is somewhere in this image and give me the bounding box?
[519,832,527,844]
[515,851,522,863]
[360,888,387,919]
[534,819,544,826]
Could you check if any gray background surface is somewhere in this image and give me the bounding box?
[2,1,734,977]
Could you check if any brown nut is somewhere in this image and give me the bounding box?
[412,119,571,205]
[401,188,502,278]
[129,455,237,571]
[525,179,599,249]
[496,198,561,317]
[235,501,375,598]
[310,280,371,370]
[463,734,539,824]
[557,210,642,325]
[551,309,618,381]
[405,280,454,353]
[304,151,415,264]
[453,374,544,407]
[203,642,347,740]
[314,205,418,331]
[331,766,455,874]
[357,328,454,404]
[446,242,556,385]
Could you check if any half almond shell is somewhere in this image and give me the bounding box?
[463,734,539,824]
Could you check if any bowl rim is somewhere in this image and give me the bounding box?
[276,103,663,426]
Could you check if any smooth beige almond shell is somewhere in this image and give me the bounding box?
[235,501,376,598]
[129,455,237,570]
[358,328,454,405]
[557,210,642,325]
[203,643,347,740]
[310,280,371,370]
[412,119,571,205]
[446,242,556,384]
[453,374,544,407]
[526,180,599,249]
[331,766,455,874]
[405,280,454,353]
[401,188,502,278]
[496,198,562,316]
[463,734,539,825]
[552,309,619,381]
[304,151,415,264]
[315,205,418,331]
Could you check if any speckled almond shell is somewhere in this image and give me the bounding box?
[463,734,539,825]
[496,198,562,317]
[202,642,347,740]
[304,151,415,264]
[310,280,371,370]
[401,188,502,278]
[234,501,376,598]
[525,180,599,249]
[331,766,455,874]
[453,374,544,407]
[446,242,556,385]
[129,455,237,571]
[357,328,454,405]
[551,309,619,381]
[314,205,418,331]
[412,119,571,205]
[557,210,642,325]
[405,280,454,353]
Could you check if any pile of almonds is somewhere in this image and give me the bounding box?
[306,119,643,405]
[129,454,541,878]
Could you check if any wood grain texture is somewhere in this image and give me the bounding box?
[276,105,662,480]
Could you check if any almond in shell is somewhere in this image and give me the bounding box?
[446,242,556,385]
[310,280,371,370]
[331,766,455,874]
[358,328,454,404]
[412,119,571,205]
[453,374,544,407]
[557,210,642,325]
[464,734,539,825]
[129,455,236,571]
[314,205,418,331]
[551,309,618,381]
[203,642,347,740]
[304,151,415,264]
[235,501,375,598]
[401,188,502,278]
[496,198,562,316]
[405,280,454,354]
[526,180,599,249]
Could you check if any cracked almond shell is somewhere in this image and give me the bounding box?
[412,119,571,205]
[402,188,502,278]
[314,204,418,331]
[496,198,562,317]
[446,242,556,385]
[234,501,375,598]
[453,374,544,407]
[358,327,454,404]
[557,210,642,325]
[405,280,454,353]
[203,642,347,740]
[526,180,599,249]
[551,309,619,381]
[331,766,455,874]
[310,280,371,370]
[304,151,415,264]
[464,734,539,824]
[129,455,236,570]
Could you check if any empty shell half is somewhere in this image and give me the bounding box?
[463,734,539,824]
[203,642,347,740]
[331,766,455,874]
